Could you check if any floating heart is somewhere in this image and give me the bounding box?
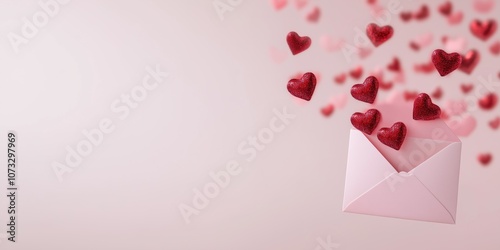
[443,36,466,53]
[320,103,334,117]
[379,80,393,90]
[351,76,379,104]
[461,83,474,94]
[413,5,429,20]
[489,116,500,129]
[478,93,498,110]
[431,49,462,76]
[447,11,463,25]
[377,122,407,150]
[350,109,381,135]
[387,57,401,72]
[287,72,316,101]
[478,153,492,166]
[305,6,320,23]
[490,41,500,55]
[459,49,480,74]
[270,0,287,11]
[470,19,497,41]
[357,46,372,59]
[413,93,441,120]
[414,61,435,73]
[432,87,443,100]
[474,0,494,13]
[366,23,393,47]
[438,1,452,16]
[404,91,419,101]
[349,66,363,79]
[286,31,311,55]
[400,11,412,22]
[294,0,308,9]
[333,73,346,84]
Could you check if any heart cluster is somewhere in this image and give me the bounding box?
[350,76,441,150]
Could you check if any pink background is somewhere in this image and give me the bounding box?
[0,0,499,249]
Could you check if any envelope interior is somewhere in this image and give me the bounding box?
[363,99,460,173]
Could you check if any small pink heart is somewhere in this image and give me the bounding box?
[294,0,308,9]
[474,0,494,13]
[447,11,463,25]
[319,35,344,52]
[305,6,320,23]
[357,46,372,59]
[445,114,477,137]
[270,0,287,11]
[320,103,334,117]
[443,36,467,53]
[490,41,500,55]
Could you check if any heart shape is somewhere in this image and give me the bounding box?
[478,92,498,110]
[443,36,466,53]
[351,76,379,104]
[447,11,463,25]
[460,83,474,94]
[489,41,500,55]
[414,61,435,73]
[333,73,346,84]
[270,0,287,10]
[349,66,363,79]
[305,6,320,23]
[459,49,480,74]
[470,19,497,41]
[489,116,500,130]
[474,0,494,13]
[320,103,334,117]
[366,23,393,47]
[286,31,311,55]
[400,12,412,22]
[431,49,462,76]
[478,153,492,166]
[377,122,407,150]
[431,87,443,100]
[438,1,452,16]
[350,109,381,135]
[413,93,441,120]
[387,57,401,72]
[413,5,429,20]
[287,72,316,101]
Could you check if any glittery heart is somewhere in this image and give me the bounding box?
[350,76,379,104]
[366,23,393,47]
[478,153,492,166]
[350,109,381,135]
[287,72,316,101]
[460,83,474,94]
[387,57,401,72]
[478,93,498,110]
[459,49,480,74]
[413,93,441,120]
[438,1,452,16]
[431,49,462,76]
[377,122,407,150]
[320,103,334,117]
[470,19,497,41]
[286,31,311,55]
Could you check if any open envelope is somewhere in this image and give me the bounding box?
[343,94,462,223]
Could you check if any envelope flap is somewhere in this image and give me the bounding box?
[412,142,462,221]
[343,129,396,209]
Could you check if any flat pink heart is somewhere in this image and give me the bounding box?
[490,41,500,55]
[474,0,494,13]
[447,11,463,25]
[270,0,287,11]
[305,6,320,23]
[431,49,462,76]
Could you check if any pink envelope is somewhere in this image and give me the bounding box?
[343,95,462,223]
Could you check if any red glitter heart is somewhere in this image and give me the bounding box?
[320,103,334,117]
[350,109,381,135]
[366,23,393,47]
[490,41,500,55]
[413,5,429,20]
[431,87,443,100]
[431,49,462,76]
[351,76,379,104]
[287,72,316,101]
[377,122,407,150]
[459,49,480,74]
[400,12,412,22]
[413,93,441,120]
[478,153,492,166]
[404,91,419,101]
[286,31,311,55]
[438,1,452,16]
[478,93,498,110]
[470,19,497,41]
